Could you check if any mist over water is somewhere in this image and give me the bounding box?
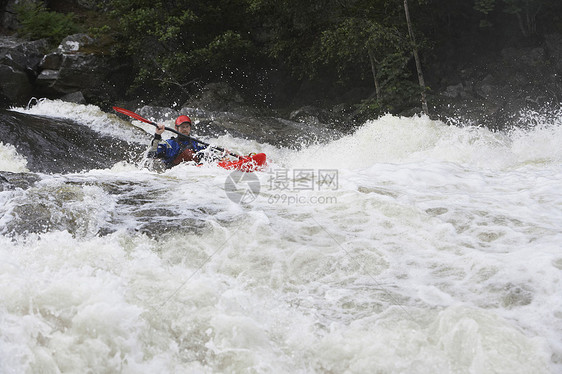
[1,100,561,373]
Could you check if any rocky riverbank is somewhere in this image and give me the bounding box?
[1,34,131,108]
[2,31,562,130]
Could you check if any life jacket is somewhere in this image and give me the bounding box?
[154,136,207,167]
[171,148,199,166]
[170,136,206,166]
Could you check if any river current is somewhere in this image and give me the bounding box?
[1,100,561,373]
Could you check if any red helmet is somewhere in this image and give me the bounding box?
[175,115,192,126]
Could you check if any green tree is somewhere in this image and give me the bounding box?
[248,0,427,115]
[102,0,257,100]
[502,0,542,37]
[246,0,341,80]
[15,1,81,46]
[95,0,436,115]
[474,0,496,27]
[474,0,549,36]
[403,0,428,114]
[320,18,410,103]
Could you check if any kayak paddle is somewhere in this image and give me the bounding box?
[112,106,240,158]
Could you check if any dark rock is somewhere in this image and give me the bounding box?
[32,34,133,104]
[474,74,498,99]
[432,37,562,130]
[39,52,64,70]
[61,91,86,104]
[57,33,95,54]
[0,64,33,105]
[442,83,466,99]
[0,109,145,173]
[289,105,323,124]
[501,47,546,68]
[0,37,48,106]
[187,82,245,112]
[0,37,48,72]
[1,0,23,31]
[38,53,103,94]
[288,105,345,127]
[137,106,179,122]
[35,34,99,94]
[36,69,60,84]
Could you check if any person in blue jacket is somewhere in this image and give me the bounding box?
[149,115,208,168]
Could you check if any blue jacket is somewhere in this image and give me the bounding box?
[152,135,207,167]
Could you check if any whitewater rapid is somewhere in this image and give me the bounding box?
[1,100,561,373]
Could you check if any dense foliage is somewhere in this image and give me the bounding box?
[94,0,431,112]
[14,2,81,47]
[13,0,562,116]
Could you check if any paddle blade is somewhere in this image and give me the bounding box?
[112,106,156,126]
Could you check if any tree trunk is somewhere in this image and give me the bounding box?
[368,47,381,101]
[403,0,429,115]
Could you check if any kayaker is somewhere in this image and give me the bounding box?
[149,115,208,168]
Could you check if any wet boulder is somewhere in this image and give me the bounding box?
[0,37,48,106]
[35,34,132,103]
[0,109,146,173]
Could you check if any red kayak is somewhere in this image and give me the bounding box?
[217,153,267,172]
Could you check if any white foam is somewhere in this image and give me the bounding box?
[11,99,149,143]
[1,101,561,372]
[283,114,562,170]
[0,142,29,172]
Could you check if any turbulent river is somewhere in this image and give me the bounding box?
[0,99,561,373]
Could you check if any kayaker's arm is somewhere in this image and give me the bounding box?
[155,124,166,135]
[148,124,166,158]
[149,134,161,153]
